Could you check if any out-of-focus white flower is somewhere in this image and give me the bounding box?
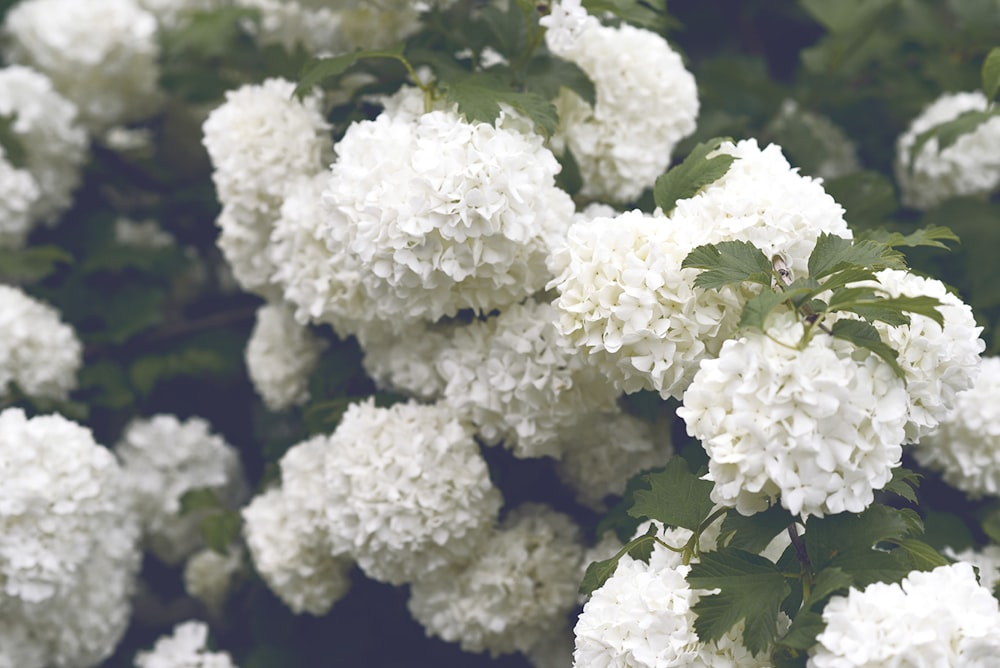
[0,148,40,248]
[246,302,324,410]
[234,0,345,55]
[357,319,453,402]
[114,218,176,249]
[0,285,81,400]
[136,0,221,30]
[408,504,585,657]
[678,313,908,518]
[3,0,161,132]
[945,545,1000,593]
[809,563,1000,667]
[915,356,1000,497]
[183,546,246,616]
[547,16,698,202]
[323,399,502,584]
[896,90,1000,210]
[764,100,860,180]
[116,415,248,565]
[134,621,236,668]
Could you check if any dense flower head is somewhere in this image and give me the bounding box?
[358,319,453,402]
[245,302,324,410]
[436,298,621,458]
[3,0,161,132]
[0,150,40,248]
[323,399,502,585]
[548,209,744,399]
[407,503,585,656]
[321,105,575,321]
[896,90,1000,210]
[915,356,1000,497]
[764,100,861,180]
[234,0,345,54]
[678,313,908,518]
[183,546,246,616]
[115,414,248,564]
[945,545,1000,594]
[809,562,1000,667]
[547,12,698,202]
[134,621,237,668]
[0,285,82,400]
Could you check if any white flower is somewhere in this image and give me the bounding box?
[0,148,40,248]
[323,399,502,584]
[3,0,161,132]
[357,319,453,402]
[945,545,1000,594]
[896,90,1000,210]
[234,0,346,55]
[183,546,246,615]
[116,415,248,564]
[114,218,176,249]
[408,504,585,656]
[540,0,592,53]
[134,621,236,668]
[764,100,861,180]
[548,18,698,202]
[548,209,744,400]
[246,302,324,410]
[0,285,82,400]
[915,356,1000,497]
[436,298,620,458]
[809,563,1000,667]
[678,313,908,518]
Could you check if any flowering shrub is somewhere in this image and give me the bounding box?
[1,0,999,666]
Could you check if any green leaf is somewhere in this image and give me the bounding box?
[721,505,795,554]
[739,286,815,331]
[889,538,949,570]
[579,556,621,596]
[687,548,791,655]
[859,225,960,250]
[627,458,716,532]
[807,233,904,280]
[908,107,1000,172]
[200,510,242,553]
[805,567,854,609]
[524,55,595,107]
[441,72,558,136]
[804,504,916,571]
[881,467,921,504]
[654,137,737,216]
[555,145,583,195]
[817,267,878,294]
[0,113,27,168]
[161,6,259,59]
[295,44,406,99]
[580,0,679,32]
[776,610,825,652]
[981,508,1000,545]
[849,295,944,328]
[799,0,888,32]
[627,523,657,563]
[180,488,222,514]
[984,47,1000,101]
[824,171,898,227]
[922,510,974,551]
[0,246,73,282]
[825,547,914,588]
[682,241,773,291]
[829,318,904,378]
[77,361,134,410]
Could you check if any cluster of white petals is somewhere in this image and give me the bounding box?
[116,414,248,564]
[764,100,861,180]
[548,209,743,399]
[546,12,697,202]
[245,302,324,410]
[0,65,87,245]
[358,320,453,402]
[183,546,246,615]
[0,285,82,400]
[0,153,40,248]
[945,545,1000,593]
[539,0,589,53]
[895,90,1000,210]
[678,313,908,518]
[915,356,1000,497]
[234,0,345,55]
[408,504,584,656]
[0,409,141,668]
[323,399,502,584]
[810,562,1000,667]
[322,106,574,321]
[134,621,237,668]
[3,0,161,132]
[436,298,620,458]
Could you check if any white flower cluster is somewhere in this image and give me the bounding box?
[245,302,324,410]
[946,545,1000,594]
[678,313,908,518]
[116,414,248,565]
[436,298,620,458]
[234,0,345,56]
[3,0,161,132]
[358,319,453,402]
[546,10,698,202]
[183,546,246,616]
[896,90,1000,210]
[0,409,141,668]
[0,285,82,401]
[136,0,220,30]
[408,504,585,657]
[134,621,236,668]
[810,562,1000,667]
[539,0,589,53]
[0,65,87,246]
[915,356,1000,497]
[764,100,861,180]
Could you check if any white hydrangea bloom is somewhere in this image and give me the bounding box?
[234,0,345,55]
[137,0,221,29]
[547,15,698,202]
[678,313,909,518]
[183,546,246,615]
[322,106,575,321]
[134,621,236,668]
[116,415,248,565]
[114,218,176,248]
[408,504,585,656]
[436,299,620,458]
[246,302,324,410]
[896,90,1000,210]
[0,408,141,668]
[809,562,1000,667]
[0,147,40,248]
[945,545,1000,593]
[764,100,861,180]
[548,209,744,399]
[323,399,502,584]
[3,0,161,132]
[0,285,82,400]
[326,0,431,51]
[357,319,453,402]
[915,356,1000,497]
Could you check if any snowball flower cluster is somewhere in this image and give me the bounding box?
[0,147,39,247]
[764,99,860,180]
[3,0,161,132]
[895,90,1000,210]
[0,408,141,668]
[678,313,908,517]
[358,319,453,402]
[245,302,324,410]
[134,621,236,668]
[810,562,1000,667]
[946,545,1000,594]
[234,0,345,55]
[915,356,1000,497]
[116,414,248,564]
[408,504,585,657]
[0,285,82,400]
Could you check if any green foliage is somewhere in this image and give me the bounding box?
[579,523,660,596]
[807,233,904,280]
[580,0,679,33]
[180,488,222,514]
[984,47,1000,100]
[881,467,921,504]
[524,55,596,107]
[439,72,559,136]
[627,458,716,533]
[824,172,898,229]
[0,246,73,282]
[653,137,738,215]
[295,44,408,99]
[200,510,242,554]
[681,240,773,290]
[721,506,795,554]
[829,319,905,378]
